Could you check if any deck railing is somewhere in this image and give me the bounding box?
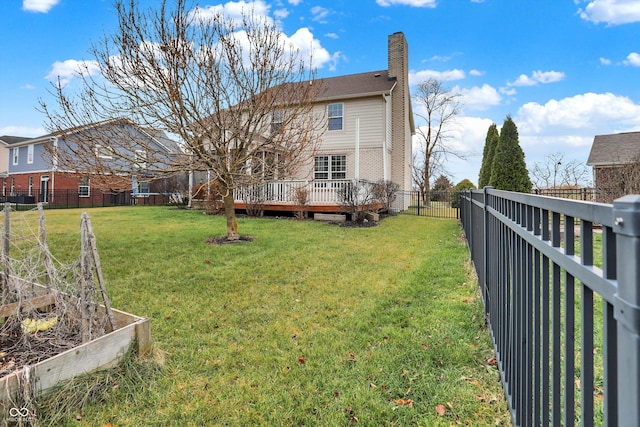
[459,187,640,426]
[234,179,363,205]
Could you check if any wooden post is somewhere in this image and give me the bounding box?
[2,202,11,304]
[83,213,116,332]
[38,203,55,288]
[79,213,92,343]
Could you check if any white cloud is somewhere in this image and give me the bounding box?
[516,92,640,138]
[288,0,302,4]
[273,8,289,20]
[416,115,494,185]
[442,92,640,185]
[0,125,46,138]
[600,57,612,65]
[624,52,640,66]
[190,2,338,70]
[310,6,330,22]
[499,86,517,96]
[578,0,640,25]
[376,0,437,7]
[508,70,565,87]
[191,1,272,24]
[22,0,59,13]
[45,59,101,86]
[454,84,502,111]
[409,69,465,85]
[469,69,484,76]
[284,27,338,70]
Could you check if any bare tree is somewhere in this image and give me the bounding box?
[530,152,591,190]
[412,78,463,205]
[40,0,324,240]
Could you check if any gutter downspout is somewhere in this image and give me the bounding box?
[355,118,360,181]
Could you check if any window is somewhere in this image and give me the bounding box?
[10,178,15,196]
[78,176,90,197]
[2,179,5,196]
[136,181,150,194]
[271,110,284,134]
[328,103,343,131]
[314,154,346,180]
[28,176,33,196]
[12,148,19,165]
[27,144,34,164]
[135,149,147,169]
[95,145,113,159]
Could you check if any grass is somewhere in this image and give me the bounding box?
[25,206,509,426]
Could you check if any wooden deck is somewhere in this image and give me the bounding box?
[234,201,342,213]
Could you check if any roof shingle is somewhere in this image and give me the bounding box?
[587,131,640,166]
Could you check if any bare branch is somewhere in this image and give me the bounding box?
[39,0,325,240]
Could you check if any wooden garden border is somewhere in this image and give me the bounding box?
[0,284,151,409]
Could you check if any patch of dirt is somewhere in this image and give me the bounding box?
[205,235,255,245]
[337,220,379,228]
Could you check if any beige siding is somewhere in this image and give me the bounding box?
[316,96,386,151]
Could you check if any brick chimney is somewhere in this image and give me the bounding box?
[388,32,413,193]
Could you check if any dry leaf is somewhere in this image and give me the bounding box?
[436,403,446,416]
[395,399,413,407]
[298,356,306,364]
[486,356,497,366]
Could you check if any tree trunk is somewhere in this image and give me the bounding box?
[223,191,239,241]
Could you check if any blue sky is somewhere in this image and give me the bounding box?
[1,0,640,186]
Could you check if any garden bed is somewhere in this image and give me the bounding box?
[0,283,150,414]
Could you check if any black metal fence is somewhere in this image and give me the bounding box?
[392,190,460,219]
[0,190,171,211]
[459,187,640,426]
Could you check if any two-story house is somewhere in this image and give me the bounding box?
[213,32,415,213]
[1,120,179,206]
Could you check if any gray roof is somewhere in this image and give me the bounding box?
[316,70,396,101]
[587,131,640,166]
[0,135,32,145]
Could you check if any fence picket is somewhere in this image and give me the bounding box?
[460,188,639,427]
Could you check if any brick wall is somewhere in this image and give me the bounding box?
[387,32,412,193]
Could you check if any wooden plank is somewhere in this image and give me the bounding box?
[0,294,56,318]
[135,318,152,355]
[0,313,150,404]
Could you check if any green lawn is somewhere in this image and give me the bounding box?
[29,207,509,426]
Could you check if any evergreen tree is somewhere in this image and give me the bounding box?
[489,116,532,192]
[451,179,476,208]
[431,174,453,202]
[453,179,476,193]
[478,123,499,188]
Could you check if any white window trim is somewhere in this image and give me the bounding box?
[95,144,113,160]
[27,144,34,164]
[328,103,344,131]
[314,154,347,181]
[78,176,90,197]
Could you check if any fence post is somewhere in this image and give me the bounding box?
[483,187,492,315]
[612,195,640,426]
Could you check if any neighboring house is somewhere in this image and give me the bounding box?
[0,136,27,183]
[2,120,179,205]
[586,131,640,203]
[208,31,415,213]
